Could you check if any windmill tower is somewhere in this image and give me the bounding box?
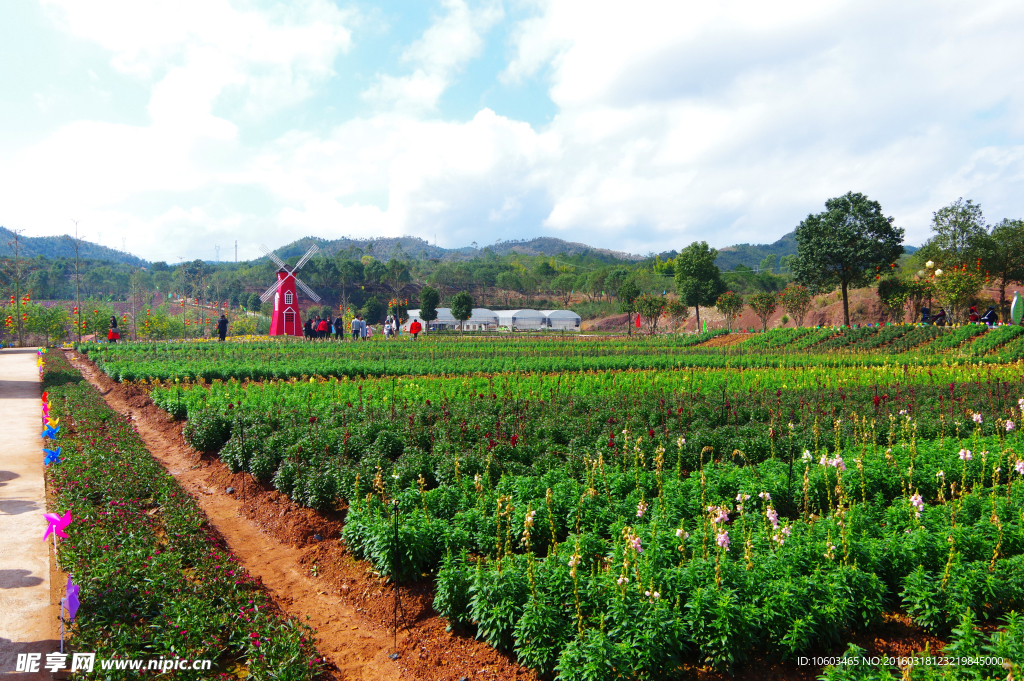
[258,244,322,336]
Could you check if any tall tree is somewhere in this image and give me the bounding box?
[633,293,666,335]
[674,241,726,332]
[747,291,778,332]
[617,280,640,336]
[790,192,904,327]
[919,198,987,266]
[985,218,1024,319]
[450,290,474,333]
[419,286,440,331]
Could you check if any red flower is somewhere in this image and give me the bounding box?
[510,434,519,447]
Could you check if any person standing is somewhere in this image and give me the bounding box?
[409,318,421,340]
[317,316,329,339]
[360,315,368,340]
[351,314,361,340]
[108,315,120,343]
[334,314,344,340]
[303,317,314,340]
[217,313,229,341]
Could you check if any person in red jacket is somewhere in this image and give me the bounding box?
[409,319,422,340]
[317,317,329,339]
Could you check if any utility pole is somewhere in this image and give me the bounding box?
[65,221,84,342]
[235,240,237,263]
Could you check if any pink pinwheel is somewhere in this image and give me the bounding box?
[65,575,80,623]
[43,510,73,541]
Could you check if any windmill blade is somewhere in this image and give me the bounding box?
[293,244,319,272]
[294,276,322,303]
[258,278,282,303]
[260,244,287,269]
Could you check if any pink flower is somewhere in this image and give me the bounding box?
[910,493,924,519]
[1015,460,1024,475]
[636,500,648,518]
[716,530,730,551]
[766,508,779,528]
[758,491,771,501]
[630,536,643,553]
[959,449,973,461]
[1006,421,1015,432]
[972,412,983,424]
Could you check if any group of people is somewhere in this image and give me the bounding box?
[107,312,230,342]
[920,306,999,327]
[303,314,348,340]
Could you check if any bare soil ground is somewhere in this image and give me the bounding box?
[62,350,956,681]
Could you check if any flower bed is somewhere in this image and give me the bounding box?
[41,350,324,679]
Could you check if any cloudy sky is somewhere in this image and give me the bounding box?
[1,0,1023,262]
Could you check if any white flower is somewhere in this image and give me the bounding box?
[1006,421,1015,432]
[959,449,973,461]
[801,450,812,462]
[972,412,983,424]
[936,470,945,478]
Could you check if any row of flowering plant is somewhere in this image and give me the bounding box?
[41,350,325,679]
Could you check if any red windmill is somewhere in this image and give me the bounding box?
[258,244,322,336]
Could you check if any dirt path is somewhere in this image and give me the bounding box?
[65,351,536,681]
[0,348,60,680]
[64,351,403,681]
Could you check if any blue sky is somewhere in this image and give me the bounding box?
[1,0,1023,262]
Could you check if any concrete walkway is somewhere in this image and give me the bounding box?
[0,348,57,679]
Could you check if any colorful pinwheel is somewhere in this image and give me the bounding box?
[43,510,72,540]
[41,424,59,439]
[43,447,62,466]
[65,575,80,623]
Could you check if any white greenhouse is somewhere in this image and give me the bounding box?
[541,310,582,331]
[403,308,498,331]
[496,309,546,331]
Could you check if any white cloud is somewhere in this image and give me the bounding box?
[363,0,503,111]
[5,0,1024,262]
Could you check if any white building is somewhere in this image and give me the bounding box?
[541,310,582,331]
[496,309,546,331]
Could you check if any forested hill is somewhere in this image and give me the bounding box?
[1,226,148,267]
[713,232,918,271]
[273,235,642,263]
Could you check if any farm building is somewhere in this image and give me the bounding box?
[541,310,582,331]
[403,308,499,331]
[496,309,546,331]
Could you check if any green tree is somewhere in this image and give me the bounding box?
[617,280,640,336]
[495,271,522,307]
[451,290,474,333]
[674,241,726,332]
[633,293,667,335]
[747,291,778,332]
[790,192,904,327]
[420,286,440,330]
[918,198,987,267]
[778,284,812,327]
[933,265,983,324]
[986,218,1024,319]
[876,278,910,323]
[551,273,578,307]
[665,299,690,331]
[715,291,744,331]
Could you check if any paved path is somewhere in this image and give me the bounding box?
[0,348,57,679]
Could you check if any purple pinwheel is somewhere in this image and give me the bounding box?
[41,424,60,439]
[43,446,61,466]
[43,510,73,541]
[65,575,80,623]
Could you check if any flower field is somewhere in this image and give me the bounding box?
[74,324,1024,383]
[41,350,324,680]
[70,327,1024,679]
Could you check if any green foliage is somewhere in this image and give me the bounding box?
[779,284,813,327]
[715,290,744,330]
[675,241,726,328]
[747,290,778,332]
[791,192,904,326]
[451,290,474,329]
[420,285,440,323]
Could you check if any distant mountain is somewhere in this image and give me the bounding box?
[714,232,918,271]
[0,226,148,266]
[272,235,642,263]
